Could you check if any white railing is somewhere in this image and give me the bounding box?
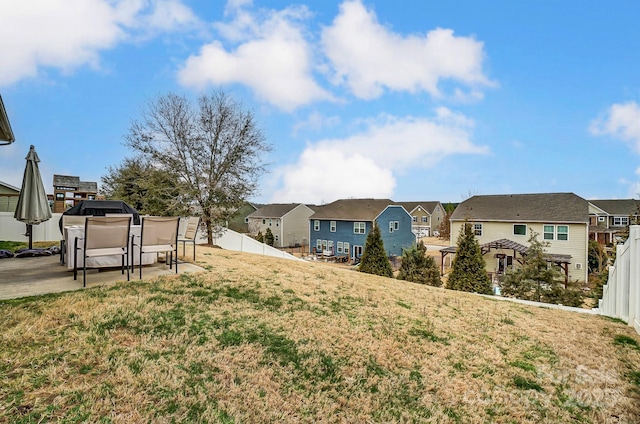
[211,227,302,261]
[0,212,64,243]
[598,225,640,335]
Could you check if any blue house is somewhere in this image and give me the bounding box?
[309,199,415,260]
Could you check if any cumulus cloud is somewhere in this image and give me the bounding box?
[178,3,331,111]
[589,101,640,152]
[271,109,488,204]
[321,0,493,100]
[271,147,396,204]
[0,0,199,86]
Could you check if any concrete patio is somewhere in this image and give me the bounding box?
[0,254,204,300]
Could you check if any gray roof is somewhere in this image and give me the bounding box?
[248,203,305,219]
[589,199,640,216]
[397,201,441,214]
[451,193,589,223]
[310,198,399,221]
[0,95,14,144]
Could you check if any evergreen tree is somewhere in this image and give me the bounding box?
[359,223,393,278]
[397,241,442,287]
[256,231,264,243]
[447,223,492,294]
[264,228,275,246]
[499,231,582,306]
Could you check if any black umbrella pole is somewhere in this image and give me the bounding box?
[26,224,33,249]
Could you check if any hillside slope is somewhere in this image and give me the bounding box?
[1,247,639,423]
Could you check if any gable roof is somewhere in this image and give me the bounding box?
[248,203,307,219]
[0,180,20,193]
[310,198,400,221]
[451,193,589,223]
[589,199,640,216]
[397,201,441,214]
[0,95,15,144]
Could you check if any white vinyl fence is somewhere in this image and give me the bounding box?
[0,212,64,243]
[598,225,640,335]
[211,227,302,261]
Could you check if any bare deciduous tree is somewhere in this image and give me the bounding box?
[124,91,271,244]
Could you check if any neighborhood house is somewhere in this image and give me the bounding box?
[309,199,415,260]
[448,193,589,283]
[246,203,314,248]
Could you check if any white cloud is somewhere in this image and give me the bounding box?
[292,112,341,136]
[0,0,199,86]
[271,109,488,204]
[321,0,493,100]
[178,3,331,111]
[271,147,395,204]
[590,101,640,152]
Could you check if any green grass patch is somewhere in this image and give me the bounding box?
[510,360,537,374]
[513,375,544,392]
[408,327,449,344]
[613,334,640,350]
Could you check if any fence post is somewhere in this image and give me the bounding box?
[629,226,640,328]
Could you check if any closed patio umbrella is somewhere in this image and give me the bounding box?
[14,145,52,249]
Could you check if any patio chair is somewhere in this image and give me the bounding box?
[60,215,92,265]
[132,216,179,279]
[178,217,200,261]
[73,216,132,287]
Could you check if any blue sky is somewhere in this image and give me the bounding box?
[1,0,640,205]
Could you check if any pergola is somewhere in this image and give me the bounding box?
[440,238,572,285]
[0,95,15,145]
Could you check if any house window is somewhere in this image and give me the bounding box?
[389,221,394,233]
[245,217,249,223]
[412,216,417,222]
[328,241,334,254]
[613,216,629,226]
[275,235,279,242]
[598,216,605,222]
[543,225,554,240]
[55,193,64,200]
[314,220,320,231]
[513,224,526,236]
[330,221,336,232]
[557,225,568,241]
[421,216,427,223]
[276,219,279,227]
[354,222,366,234]
[316,239,322,251]
[344,242,349,255]
[269,219,272,226]
[322,240,328,251]
[337,242,343,254]
[263,219,266,224]
[473,223,483,237]
[389,221,399,233]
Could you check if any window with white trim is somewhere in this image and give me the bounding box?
[330,221,336,232]
[276,219,279,227]
[354,222,366,234]
[389,221,394,233]
[421,216,428,223]
[344,242,349,255]
[613,216,629,226]
[269,219,272,226]
[328,240,334,253]
[275,235,279,242]
[314,220,320,231]
[557,225,568,241]
[337,241,343,254]
[316,239,322,251]
[473,223,483,236]
[543,225,554,240]
[412,216,417,222]
[513,224,526,236]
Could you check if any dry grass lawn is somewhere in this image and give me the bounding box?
[1,246,639,423]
